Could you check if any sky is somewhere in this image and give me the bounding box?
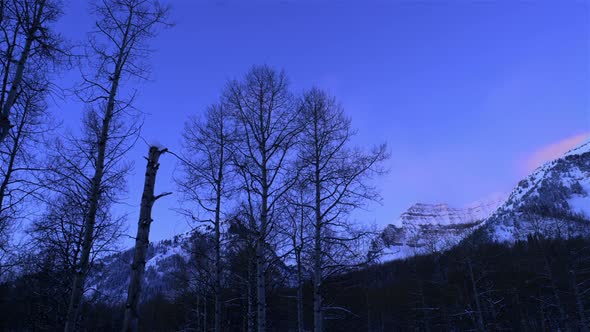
[51,0,590,247]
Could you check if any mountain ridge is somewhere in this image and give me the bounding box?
[374,136,590,261]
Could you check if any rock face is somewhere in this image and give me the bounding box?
[374,137,590,262]
[372,198,504,261]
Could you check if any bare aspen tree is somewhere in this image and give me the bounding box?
[0,0,62,145]
[226,209,258,332]
[63,1,169,330]
[224,65,301,332]
[29,187,125,309]
[122,145,170,332]
[178,103,235,332]
[283,185,311,332]
[180,230,217,332]
[0,79,50,270]
[28,142,126,325]
[0,0,63,270]
[297,88,387,332]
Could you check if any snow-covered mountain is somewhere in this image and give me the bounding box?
[371,197,504,261]
[87,232,194,303]
[88,137,590,298]
[481,138,590,242]
[87,222,295,303]
[373,137,590,262]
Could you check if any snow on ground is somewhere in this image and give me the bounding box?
[567,181,590,218]
[145,243,187,269]
[378,245,420,262]
[567,195,590,217]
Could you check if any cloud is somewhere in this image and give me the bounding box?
[521,132,589,174]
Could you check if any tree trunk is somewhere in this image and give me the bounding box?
[121,146,168,332]
[199,295,203,332]
[203,296,208,332]
[214,160,223,332]
[541,246,570,330]
[257,159,268,332]
[63,109,111,332]
[0,0,45,145]
[313,223,322,332]
[247,260,255,332]
[313,156,323,332]
[256,238,266,332]
[0,104,27,218]
[296,247,304,332]
[63,9,130,330]
[366,286,371,332]
[467,259,485,332]
[571,270,589,332]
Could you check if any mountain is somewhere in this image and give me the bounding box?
[89,138,590,299]
[371,197,504,261]
[87,232,194,304]
[480,138,590,242]
[374,137,590,262]
[87,221,295,304]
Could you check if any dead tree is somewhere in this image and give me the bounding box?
[224,65,301,332]
[122,145,170,332]
[63,1,169,330]
[296,88,387,332]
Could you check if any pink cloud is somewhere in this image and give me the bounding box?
[521,132,589,174]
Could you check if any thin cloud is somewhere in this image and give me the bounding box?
[521,132,589,174]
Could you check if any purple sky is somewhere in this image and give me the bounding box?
[52,0,590,246]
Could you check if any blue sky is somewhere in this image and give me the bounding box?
[52,0,590,246]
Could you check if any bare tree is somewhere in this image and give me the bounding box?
[0,78,51,273]
[28,184,125,328]
[296,88,387,331]
[0,0,64,273]
[282,184,312,332]
[61,1,169,330]
[226,208,258,332]
[177,102,235,332]
[224,65,301,332]
[179,230,216,332]
[0,0,63,145]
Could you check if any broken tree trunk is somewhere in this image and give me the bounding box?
[121,146,170,332]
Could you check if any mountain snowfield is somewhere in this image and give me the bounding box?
[88,232,194,303]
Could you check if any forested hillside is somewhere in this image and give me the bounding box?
[3,236,589,331]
